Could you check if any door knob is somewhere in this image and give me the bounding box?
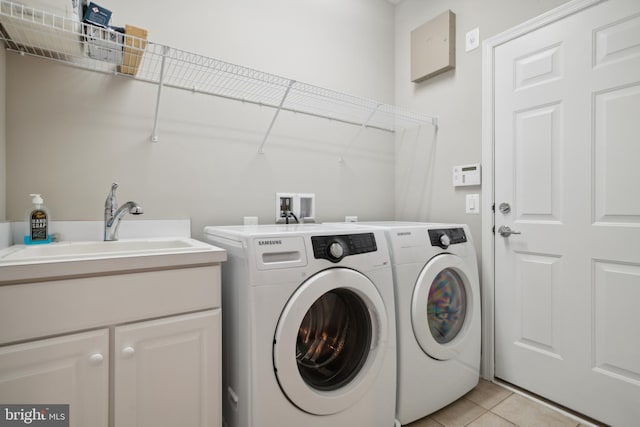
[499,202,511,214]
[498,225,521,237]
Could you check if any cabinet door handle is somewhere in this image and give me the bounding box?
[121,346,136,359]
[89,353,104,365]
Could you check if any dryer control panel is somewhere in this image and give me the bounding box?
[312,233,377,263]
[428,228,467,249]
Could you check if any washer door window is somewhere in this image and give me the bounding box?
[412,254,475,361]
[274,268,388,415]
[297,288,372,391]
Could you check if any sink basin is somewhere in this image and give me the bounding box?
[0,238,216,264]
[0,237,227,286]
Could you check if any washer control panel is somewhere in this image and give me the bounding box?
[428,228,467,249]
[312,233,377,263]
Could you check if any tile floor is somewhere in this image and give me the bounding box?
[406,379,602,427]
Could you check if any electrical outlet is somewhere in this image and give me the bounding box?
[465,27,479,52]
[275,193,315,223]
[243,216,258,225]
[276,193,295,223]
[298,193,316,222]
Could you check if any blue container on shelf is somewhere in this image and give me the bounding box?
[83,2,112,27]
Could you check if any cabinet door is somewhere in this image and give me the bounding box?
[114,310,221,427]
[0,329,109,427]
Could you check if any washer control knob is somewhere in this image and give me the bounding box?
[328,242,345,260]
[439,234,451,248]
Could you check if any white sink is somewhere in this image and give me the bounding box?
[0,238,216,264]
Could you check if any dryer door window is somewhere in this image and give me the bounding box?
[273,268,389,415]
[427,268,467,344]
[412,253,476,361]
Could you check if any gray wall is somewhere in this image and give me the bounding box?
[0,46,5,221]
[5,0,396,237]
[393,0,571,260]
[3,0,576,242]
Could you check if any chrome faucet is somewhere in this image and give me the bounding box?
[104,183,144,241]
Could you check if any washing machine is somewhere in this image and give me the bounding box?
[203,224,397,427]
[350,221,480,425]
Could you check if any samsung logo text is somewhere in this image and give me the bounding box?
[258,240,282,246]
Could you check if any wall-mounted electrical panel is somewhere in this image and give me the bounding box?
[276,193,316,223]
[453,163,481,187]
[411,10,456,82]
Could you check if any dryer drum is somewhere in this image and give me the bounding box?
[296,289,373,391]
[426,268,467,344]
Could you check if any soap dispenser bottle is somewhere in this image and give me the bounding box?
[24,193,52,245]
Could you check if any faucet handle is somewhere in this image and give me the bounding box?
[105,182,119,209]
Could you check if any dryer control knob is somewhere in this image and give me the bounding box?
[439,234,451,248]
[328,242,345,260]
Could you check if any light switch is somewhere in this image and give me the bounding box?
[466,194,480,214]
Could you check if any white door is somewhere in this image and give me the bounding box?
[114,310,221,427]
[0,329,109,427]
[494,1,640,426]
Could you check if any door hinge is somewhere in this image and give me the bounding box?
[492,225,495,234]
[492,203,495,213]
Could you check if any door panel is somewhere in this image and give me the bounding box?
[514,251,561,357]
[514,102,562,222]
[593,85,640,224]
[593,261,640,383]
[494,1,640,426]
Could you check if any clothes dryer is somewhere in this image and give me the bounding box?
[203,224,397,427]
[352,222,480,425]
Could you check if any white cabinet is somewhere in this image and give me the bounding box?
[0,310,221,427]
[114,311,221,427]
[0,329,110,427]
[0,245,226,427]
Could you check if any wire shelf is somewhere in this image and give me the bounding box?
[0,0,438,146]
